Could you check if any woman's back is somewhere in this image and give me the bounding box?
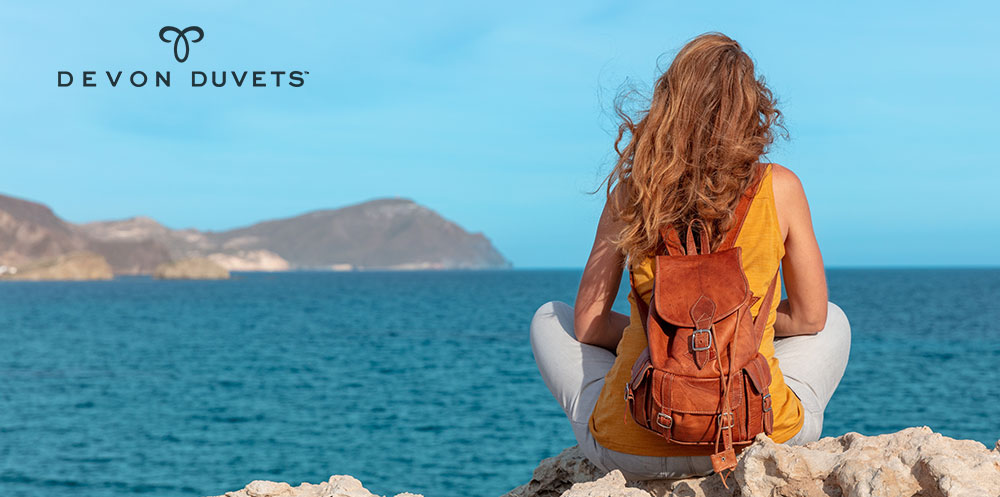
[529,32,849,482]
[587,162,805,456]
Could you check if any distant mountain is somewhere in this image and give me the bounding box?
[209,198,510,270]
[0,194,511,274]
[0,194,88,266]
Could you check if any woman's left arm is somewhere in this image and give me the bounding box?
[574,198,630,353]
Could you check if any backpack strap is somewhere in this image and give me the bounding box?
[752,268,781,344]
[712,267,780,480]
[719,162,769,251]
[659,226,686,256]
[628,264,650,327]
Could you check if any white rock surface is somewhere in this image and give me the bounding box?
[503,426,1000,497]
[208,427,1000,497]
[207,250,290,271]
[153,257,230,279]
[208,475,422,497]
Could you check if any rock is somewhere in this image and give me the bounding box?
[4,193,511,273]
[77,197,512,270]
[561,471,650,497]
[88,237,173,274]
[502,427,1000,497]
[206,250,290,272]
[153,257,230,280]
[205,427,1000,497]
[0,194,89,268]
[1,251,113,281]
[210,197,512,270]
[504,446,608,497]
[208,474,422,497]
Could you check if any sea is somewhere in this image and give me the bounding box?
[1,269,998,497]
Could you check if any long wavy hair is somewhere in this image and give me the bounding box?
[604,32,787,265]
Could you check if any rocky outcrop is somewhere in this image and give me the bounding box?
[204,428,1000,497]
[153,258,230,280]
[3,193,511,273]
[206,250,290,272]
[87,238,173,275]
[208,198,511,270]
[503,427,1000,497]
[0,194,89,267]
[208,475,422,497]
[1,251,113,281]
[79,199,511,270]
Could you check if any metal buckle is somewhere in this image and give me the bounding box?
[762,393,772,413]
[691,328,713,352]
[624,384,632,402]
[717,412,735,430]
[656,412,673,429]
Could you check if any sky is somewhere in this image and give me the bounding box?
[0,1,997,268]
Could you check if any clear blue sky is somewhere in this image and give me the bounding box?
[1,2,997,268]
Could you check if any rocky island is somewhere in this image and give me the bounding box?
[153,257,230,280]
[0,251,113,281]
[208,427,1000,497]
[0,193,511,279]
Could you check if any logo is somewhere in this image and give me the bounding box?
[158,26,204,63]
[57,25,308,88]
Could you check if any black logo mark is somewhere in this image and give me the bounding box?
[159,26,204,63]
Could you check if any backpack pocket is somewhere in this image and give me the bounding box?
[741,354,773,438]
[626,353,770,446]
[660,373,745,444]
[625,348,654,430]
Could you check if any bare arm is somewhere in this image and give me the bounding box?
[574,198,631,352]
[772,164,829,336]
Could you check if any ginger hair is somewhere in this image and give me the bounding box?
[604,32,787,264]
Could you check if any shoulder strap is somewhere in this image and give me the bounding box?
[719,162,769,250]
[659,226,685,256]
[632,162,769,328]
[752,268,781,344]
[628,265,650,333]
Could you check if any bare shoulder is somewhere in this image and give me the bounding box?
[767,163,810,239]
[769,163,810,207]
[769,163,804,197]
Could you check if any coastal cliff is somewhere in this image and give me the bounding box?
[503,426,1000,497]
[0,251,113,281]
[153,257,230,280]
[208,427,1000,497]
[0,193,511,274]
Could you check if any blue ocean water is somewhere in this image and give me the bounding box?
[0,269,998,497]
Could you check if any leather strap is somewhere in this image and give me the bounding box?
[655,162,767,256]
[752,269,781,344]
[629,267,650,329]
[689,296,716,370]
[710,311,738,479]
[660,226,685,256]
[719,162,768,251]
[685,218,710,255]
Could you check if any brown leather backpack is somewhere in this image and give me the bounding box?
[624,165,780,479]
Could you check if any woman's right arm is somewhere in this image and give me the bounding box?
[771,164,829,336]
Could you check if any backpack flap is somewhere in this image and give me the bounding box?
[652,249,751,329]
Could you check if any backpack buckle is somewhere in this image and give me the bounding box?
[691,328,713,351]
[762,393,772,413]
[717,412,735,430]
[656,412,673,429]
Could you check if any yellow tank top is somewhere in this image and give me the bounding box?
[588,163,804,456]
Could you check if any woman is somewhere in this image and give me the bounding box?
[530,32,851,480]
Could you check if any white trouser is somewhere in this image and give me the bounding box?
[529,300,851,480]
